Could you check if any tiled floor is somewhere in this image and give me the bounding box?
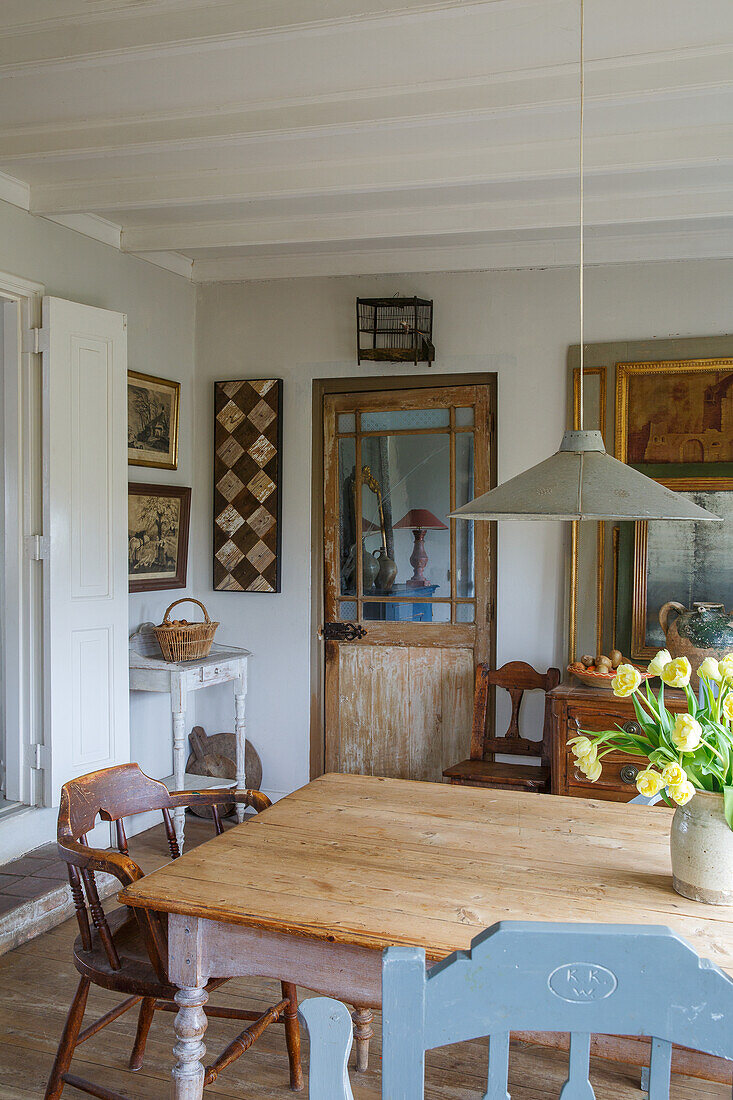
[0,843,68,915]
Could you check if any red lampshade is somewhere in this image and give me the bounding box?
[394,508,448,531]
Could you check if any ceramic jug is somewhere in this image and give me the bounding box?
[374,547,397,593]
[658,601,733,686]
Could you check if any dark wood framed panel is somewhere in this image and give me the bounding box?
[213,378,283,593]
[128,483,190,593]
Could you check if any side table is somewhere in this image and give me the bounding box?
[129,625,251,851]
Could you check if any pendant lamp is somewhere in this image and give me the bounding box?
[450,0,719,527]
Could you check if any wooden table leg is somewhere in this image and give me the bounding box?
[172,985,208,1099]
[169,915,210,1100]
[171,677,187,852]
[351,1006,374,1072]
[234,665,247,824]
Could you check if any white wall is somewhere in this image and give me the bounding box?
[0,199,196,790]
[194,260,733,798]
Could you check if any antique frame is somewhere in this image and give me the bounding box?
[128,483,191,593]
[567,338,733,665]
[615,357,733,467]
[128,370,180,470]
[629,477,733,659]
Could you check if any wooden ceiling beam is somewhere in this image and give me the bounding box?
[120,192,733,254]
[28,124,733,215]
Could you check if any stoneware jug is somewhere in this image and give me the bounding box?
[658,600,733,687]
[670,791,733,904]
[374,548,397,593]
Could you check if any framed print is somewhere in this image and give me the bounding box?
[128,483,191,592]
[213,379,283,592]
[630,479,733,658]
[616,358,733,468]
[128,370,180,470]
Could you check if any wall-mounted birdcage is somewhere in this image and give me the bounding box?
[356,297,435,365]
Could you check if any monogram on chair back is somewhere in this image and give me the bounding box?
[300,922,733,1100]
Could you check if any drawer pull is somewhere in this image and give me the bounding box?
[623,720,642,738]
[620,764,639,785]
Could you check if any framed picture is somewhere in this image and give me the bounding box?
[128,370,180,470]
[128,483,191,592]
[213,379,283,592]
[616,358,733,469]
[629,479,733,658]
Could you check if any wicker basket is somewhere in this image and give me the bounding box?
[154,598,219,662]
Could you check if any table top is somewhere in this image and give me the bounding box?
[129,627,250,671]
[119,773,733,968]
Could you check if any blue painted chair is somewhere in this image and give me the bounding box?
[300,921,733,1099]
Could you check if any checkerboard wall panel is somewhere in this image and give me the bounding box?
[214,379,282,592]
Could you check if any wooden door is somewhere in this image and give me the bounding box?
[323,383,494,780]
[42,296,130,806]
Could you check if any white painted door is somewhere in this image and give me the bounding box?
[42,297,130,805]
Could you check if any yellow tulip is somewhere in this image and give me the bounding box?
[698,657,722,683]
[719,654,733,682]
[671,713,702,752]
[612,664,642,698]
[648,649,672,677]
[635,769,665,797]
[661,656,692,689]
[661,761,686,787]
[723,694,733,723]
[583,759,602,782]
[668,779,695,806]
[568,736,593,758]
[575,746,599,774]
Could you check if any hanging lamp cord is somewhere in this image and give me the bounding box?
[578,0,585,431]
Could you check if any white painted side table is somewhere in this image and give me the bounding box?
[129,625,251,852]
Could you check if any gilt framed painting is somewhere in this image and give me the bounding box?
[615,358,733,469]
[128,370,180,470]
[128,483,191,592]
[213,379,283,592]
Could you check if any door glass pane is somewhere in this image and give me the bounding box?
[337,413,356,433]
[338,438,357,596]
[455,433,475,598]
[362,601,451,623]
[456,603,475,623]
[361,432,451,596]
[339,600,357,621]
[361,408,449,432]
[455,407,474,427]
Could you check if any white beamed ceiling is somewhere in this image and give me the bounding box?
[1,0,732,282]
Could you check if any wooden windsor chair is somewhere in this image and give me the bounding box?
[46,762,303,1099]
[301,921,733,1099]
[443,660,561,792]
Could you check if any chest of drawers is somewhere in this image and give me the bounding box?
[550,680,688,802]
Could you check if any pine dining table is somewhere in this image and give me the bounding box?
[118,772,733,1098]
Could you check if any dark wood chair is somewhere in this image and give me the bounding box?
[443,660,561,792]
[46,763,303,1099]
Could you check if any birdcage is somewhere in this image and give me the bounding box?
[356,297,435,365]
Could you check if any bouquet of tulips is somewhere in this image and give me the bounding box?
[569,650,733,827]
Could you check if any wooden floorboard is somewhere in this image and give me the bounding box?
[0,817,727,1098]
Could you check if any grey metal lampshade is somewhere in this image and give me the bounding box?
[450,431,721,523]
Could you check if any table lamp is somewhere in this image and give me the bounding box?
[394,508,448,588]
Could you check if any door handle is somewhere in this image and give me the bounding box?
[319,622,367,641]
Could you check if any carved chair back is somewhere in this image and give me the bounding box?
[57,762,268,983]
[301,921,733,1099]
[469,660,561,767]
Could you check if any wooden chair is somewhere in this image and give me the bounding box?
[443,660,561,792]
[46,763,303,1099]
[301,921,733,1099]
